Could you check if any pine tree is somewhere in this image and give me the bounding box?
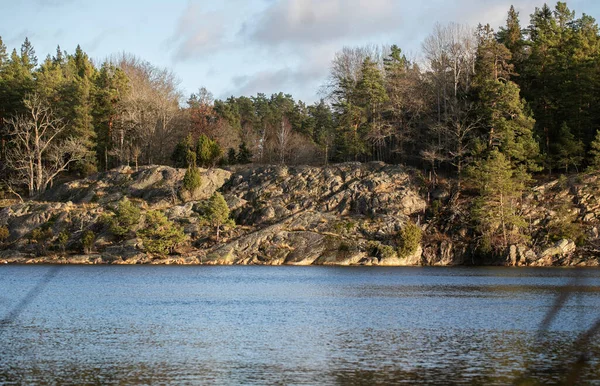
[227,148,237,165]
[555,122,584,172]
[0,36,7,70]
[20,37,37,72]
[202,192,234,242]
[92,62,130,170]
[469,150,526,252]
[356,57,388,161]
[589,130,600,171]
[475,25,539,175]
[237,142,252,164]
[497,5,525,67]
[139,210,186,256]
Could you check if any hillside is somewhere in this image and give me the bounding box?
[0,163,598,266]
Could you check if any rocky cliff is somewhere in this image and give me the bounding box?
[0,163,598,266]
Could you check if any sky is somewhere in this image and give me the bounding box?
[1,0,600,103]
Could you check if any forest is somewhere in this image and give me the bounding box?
[1,3,600,205]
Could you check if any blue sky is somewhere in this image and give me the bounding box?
[1,0,600,103]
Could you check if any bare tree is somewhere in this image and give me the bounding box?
[5,94,90,198]
[277,118,293,165]
[110,53,182,167]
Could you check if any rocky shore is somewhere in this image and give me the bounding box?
[0,163,598,266]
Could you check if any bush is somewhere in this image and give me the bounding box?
[139,210,187,256]
[547,203,587,246]
[182,166,202,192]
[105,198,141,238]
[397,221,422,258]
[31,227,53,255]
[56,231,69,253]
[227,148,237,165]
[367,241,397,260]
[171,134,194,168]
[0,225,9,243]
[82,231,95,254]
[196,134,222,168]
[237,142,252,164]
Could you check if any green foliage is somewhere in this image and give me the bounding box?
[589,130,600,170]
[182,166,202,192]
[430,200,442,217]
[547,203,587,246]
[31,227,53,255]
[367,241,397,260]
[227,148,237,165]
[81,231,95,254]
[200,192,234,241]
[56,230,69,252]
[396,221,422,258]
[333,220,357,236]
[196,134,222,168]
[105,197,141,238]
[171,134,194,168]
[469,150,527,250]
[555,123,585,172]
[139,210,187,256]
[236,142,252,164]
[0,225,9,242]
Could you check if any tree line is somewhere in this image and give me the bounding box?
[1,1,600,201]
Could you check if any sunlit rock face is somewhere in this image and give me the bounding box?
[0,165,599,266]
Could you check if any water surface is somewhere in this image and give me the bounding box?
[1,266,599,384]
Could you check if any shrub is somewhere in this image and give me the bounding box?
[367,241,396,260]
[171,134,194,168]
[397,221,422,258]
[56,231,69,253]
[196,135,222,168]
[227,148,237,165]
[237,142,253,164]
[182,166,202,192]
[82,231,95,254]
[31,227,53,255]
[0,225,9,243]
[106,198,141,238]
[139,210,187,256]
[547,203,587,246]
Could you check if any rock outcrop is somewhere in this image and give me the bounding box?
[1,164,599,266]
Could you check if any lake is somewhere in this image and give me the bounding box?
[0,266,599,385]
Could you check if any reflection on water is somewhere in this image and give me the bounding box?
[0,266,599,385]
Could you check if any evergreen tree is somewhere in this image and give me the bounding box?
[469,150,526,252]
[555,122,585,172]
[92,62,129,170]
[237,142,252,164]
[139,210,186,256]
[497,5,525,68]
[227,148,237,165]
[20,37,37,72]
[356,57,388,161]
[196,134,212,167]
[202,192,234,242]
[0,36,7,70]
[589,130,600,170]
[182,151,202,192]
[171,134,194,168]
[475,24,540,175]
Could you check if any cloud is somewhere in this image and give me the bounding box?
[223,63,327,101]
[247,0,401,46]
[168,2,229,62]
